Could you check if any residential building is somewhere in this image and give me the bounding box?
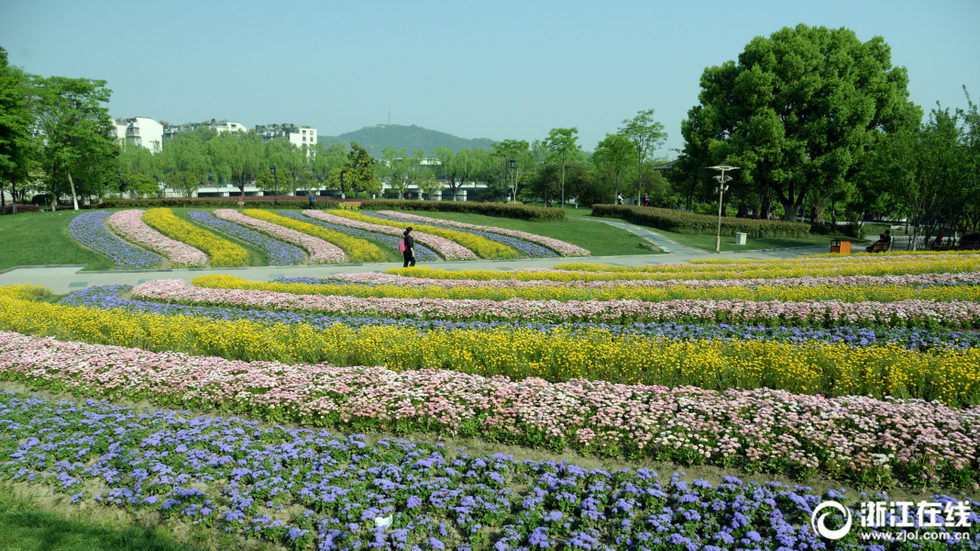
[163,119,247,141]
[255,124,317,148]
[112,117,164,151]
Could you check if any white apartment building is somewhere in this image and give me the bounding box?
[255,124,317,148]
[163,119,247,141]
[113,117,164,151]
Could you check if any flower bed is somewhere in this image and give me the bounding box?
[105,210,207,268]
[371,212,559,258]
[591,204,811,237]
[212,209,344,264]
[379,210,590,257]
[188,210,305,265]
[14,390,960,551]
[328,210,520,260]
[4,333,980,490]
[272,211,439,263]
[304,211,475,261]
[62,284,980,351]
[143,208,250,267]
[188,273,980,307]
[4,292,980,406]
[67,211,163,269]
[242,209,386,263]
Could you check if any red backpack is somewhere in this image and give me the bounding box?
[398,239,406,253]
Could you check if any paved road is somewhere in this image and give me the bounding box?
[0,221,835,294]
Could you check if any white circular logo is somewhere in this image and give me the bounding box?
[811,501,853,540]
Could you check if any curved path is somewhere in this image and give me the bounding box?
[0,221,834,295]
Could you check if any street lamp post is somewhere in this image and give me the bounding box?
[708,165,738,253]
[270,166,278,206]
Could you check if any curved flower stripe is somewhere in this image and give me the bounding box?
[139,278,980,329]
[378,210,590,256]
[365,269,980,290]
[303,210,474,260]
[68,211,163,270]
[188,211,305,266]
[242,209,385,263]
[144,208,249,267]
[190,273,980,306]
[106,210,207,268]
[212,209,343,264]
[1,330,978,487]
[273,211,439,263]
[370,211,557,258]
[327,209,519,260]
[64,285,980,351]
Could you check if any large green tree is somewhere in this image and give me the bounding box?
[544,128,580,207]
[491,139,530,202]
[592,133,633,203]
[208,130,263,195]
[619,109,667,205]
[28,75,117,210]
[155,128,214,198]
[680,24,919,221]
[0,47,35,214]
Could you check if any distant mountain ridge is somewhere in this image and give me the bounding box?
[317,124,495,156]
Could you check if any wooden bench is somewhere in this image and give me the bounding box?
[866,241,891,253]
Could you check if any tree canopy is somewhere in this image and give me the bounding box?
[679,24,920,220]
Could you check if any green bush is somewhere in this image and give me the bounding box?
[91,196,341,210]
[591,204,811,238]
[359,200,565,222]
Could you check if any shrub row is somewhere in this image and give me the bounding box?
[359,199,565,222]
[90,196,342,209]
[591,204,811,238]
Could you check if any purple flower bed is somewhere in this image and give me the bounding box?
[276,211,440,262]
[3,390,975,550]
[187,211,305,265]
[67,211,163,270]
[58,286,980,351]
[363,212,557,258]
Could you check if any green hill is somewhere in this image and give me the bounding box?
[318,124,495,156]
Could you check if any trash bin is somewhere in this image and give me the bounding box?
[830,240,851,254]
[735,232,747,245]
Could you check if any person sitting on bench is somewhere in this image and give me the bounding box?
[866,230,891,253]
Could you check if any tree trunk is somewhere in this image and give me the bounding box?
[782,203,800,222]
[66,169,80,210]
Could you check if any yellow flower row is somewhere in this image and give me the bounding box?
[143,208,250,267]
[0,284,49,301]
[326,209,520,260]
[1,293,977,406]
[242,209,386,263]
[394,256,980,281]
[191,274,980,303]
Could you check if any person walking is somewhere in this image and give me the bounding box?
[308,191,316,209]
[401,227,416,267]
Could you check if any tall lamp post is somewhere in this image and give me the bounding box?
[270,166,278,206]
[708,165,738,253]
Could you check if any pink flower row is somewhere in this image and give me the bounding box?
[212,210,344,264]
[303,211,477,260]
[131,279,980,327]
[106,210,207,268]
[378,210,591,257]
[330,270,980,290]
[1,329,976,477]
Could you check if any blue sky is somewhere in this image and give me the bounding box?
[2,0,978,156]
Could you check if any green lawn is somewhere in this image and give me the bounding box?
[0,486,210,551]
[652,228,870,252]
[0,211,114,272]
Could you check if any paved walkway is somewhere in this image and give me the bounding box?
[0,221,835,295]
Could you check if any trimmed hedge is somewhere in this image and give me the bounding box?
[90,196,342,210]
[358,200,565,222]
[591,204,811,238]
[0,205,78,214]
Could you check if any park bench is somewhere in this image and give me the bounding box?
[867,241,891,253]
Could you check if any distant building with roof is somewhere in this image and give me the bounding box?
[162,119,247,141]
[255,124,317,148]
[113,117,164,151]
